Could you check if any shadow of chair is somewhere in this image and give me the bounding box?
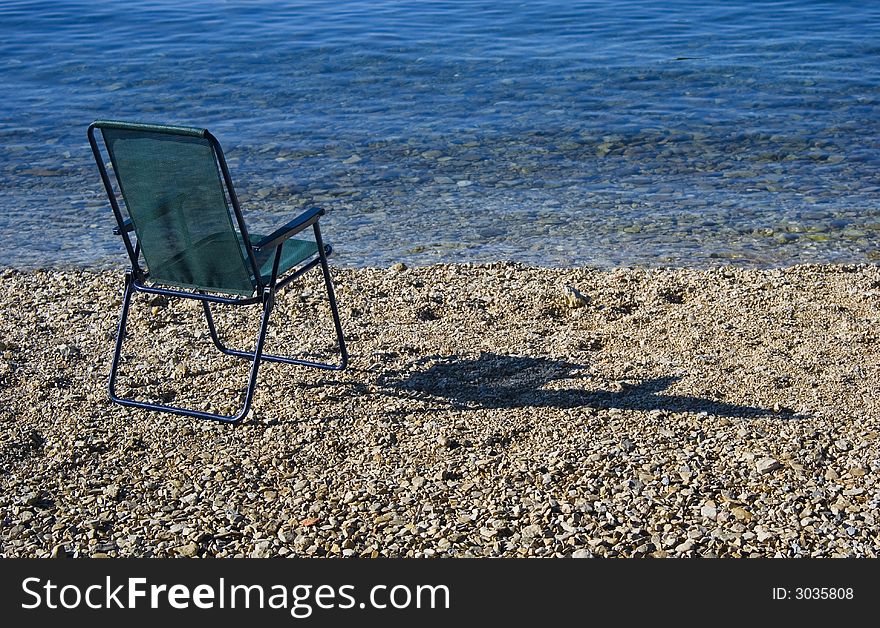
[378,352,787,419]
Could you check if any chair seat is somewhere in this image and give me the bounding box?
[250,236,319,284]
[145,234,321,295]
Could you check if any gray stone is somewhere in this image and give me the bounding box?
[756,457,783,474]
[675,539,695,553]
[561,285,589,309]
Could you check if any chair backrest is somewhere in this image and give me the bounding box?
[91,121,259,296]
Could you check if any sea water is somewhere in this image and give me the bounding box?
[1,0,878,268]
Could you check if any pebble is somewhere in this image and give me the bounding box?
[756,457,782,474]
[2,264,880,559]
[731,507,753,522]
[176,543,199,557]
[675,539,695,553]
[561,285,589,309]
[438,435,458,449]
[755,529,774,542]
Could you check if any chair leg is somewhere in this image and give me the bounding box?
[108,272,274,424]
[203,236,347,371]
[314,223,349,370]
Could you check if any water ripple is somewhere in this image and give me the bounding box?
[1,0,879,268]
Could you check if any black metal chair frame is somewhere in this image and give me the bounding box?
[88,122,348,424]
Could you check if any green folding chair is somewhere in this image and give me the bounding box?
[88,120,348,423]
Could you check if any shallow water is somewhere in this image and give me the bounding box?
[1,0,879,269]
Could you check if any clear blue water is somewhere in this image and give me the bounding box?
[1,0,879,268]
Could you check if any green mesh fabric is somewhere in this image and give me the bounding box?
[100,126,257,296]
[250,237,319,284]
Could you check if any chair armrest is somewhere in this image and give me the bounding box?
[252,207,325,252]
[113,218,134,235]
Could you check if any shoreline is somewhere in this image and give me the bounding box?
[2,262,879,557]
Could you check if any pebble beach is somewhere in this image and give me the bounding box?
[2,262,879,558]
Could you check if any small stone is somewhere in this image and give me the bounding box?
[51,544,70,559]
[756,529,775,542]
[700,504,718,520]
[829,500,846,515]
[675,539,694,553]
[251,541,272,558]
[596,142,612,157]
[571,549,592,558]
[278,529,297,544]
[731,507,753,522]
[825,468,839,481]
[561,285,589,309]
[176,543,199,557]
[849,467,867,477]
[835,439,851,452]
[756,457,782,474]
[22,492,40,506]
[391,262,407,272]
[180,492,198,505]
[56,344,80,360]
[438,435,458,449]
